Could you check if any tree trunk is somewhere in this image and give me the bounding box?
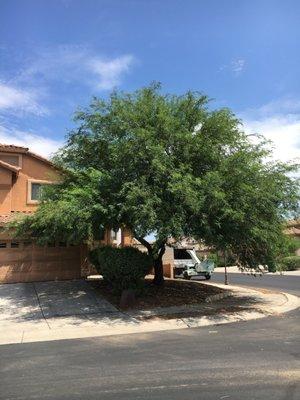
[224,250,229,285]
[152,244,166,286]
[153,256,164,286]
[134,234,166,286]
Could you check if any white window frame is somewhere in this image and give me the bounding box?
[27,179,54,204]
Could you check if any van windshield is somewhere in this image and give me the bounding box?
[174,249,192,260]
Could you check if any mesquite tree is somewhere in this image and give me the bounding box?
[12,83,299,285]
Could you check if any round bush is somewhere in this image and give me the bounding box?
[279,255,300,271]
[89,246,153,294]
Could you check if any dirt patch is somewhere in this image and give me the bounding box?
[137,305,261,321]
[89,279,226,310]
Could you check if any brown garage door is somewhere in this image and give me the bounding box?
[0,240,83,283]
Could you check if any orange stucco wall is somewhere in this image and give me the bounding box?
[16,154,57,212]
[0,152,58,214]
[0,166,13,213]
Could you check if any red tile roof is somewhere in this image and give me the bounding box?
[0,144,29,153]
[0,143,55,167]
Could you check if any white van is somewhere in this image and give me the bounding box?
[173,248,214,280]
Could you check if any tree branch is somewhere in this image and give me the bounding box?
[134,234,153,255]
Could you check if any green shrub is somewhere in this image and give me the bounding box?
[286,237,300,255]
[206,252,237,267]
[89,246,153,294]
[279,255,300,271]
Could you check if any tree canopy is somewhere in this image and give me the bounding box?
[12,83,299,284]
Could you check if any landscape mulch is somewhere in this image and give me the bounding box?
[89,279,226,310]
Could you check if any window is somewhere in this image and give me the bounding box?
[31,183,43,201]
[11,242,20,248]
[0,154,21,167]
[27,180,52,204]
[111,229,118,241]
[174,249,192,260]
[0,242,7,248]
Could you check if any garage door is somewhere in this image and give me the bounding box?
[0,240,83,284]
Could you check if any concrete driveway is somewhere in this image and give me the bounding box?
[0,280,137,344]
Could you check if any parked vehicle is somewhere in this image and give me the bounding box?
[173,248,214,280]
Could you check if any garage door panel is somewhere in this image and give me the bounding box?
[0,244,82,283]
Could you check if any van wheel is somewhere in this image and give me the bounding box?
[205,273,211,280]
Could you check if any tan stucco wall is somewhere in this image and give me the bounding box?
[0,152,58,214]
[11,154,58,212]
[0,166,12,213]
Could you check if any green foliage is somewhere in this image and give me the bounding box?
[89,246,153,294]
[10,83,300,277]
[279,255,300,271]
[207,252,237,268]
[9,169,108,245]
[285,237,300,254]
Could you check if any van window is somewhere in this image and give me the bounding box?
[174,249,192,260]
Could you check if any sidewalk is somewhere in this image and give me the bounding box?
[0,280,299,346]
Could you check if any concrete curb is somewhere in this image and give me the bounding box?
[0,283,299,346]
[205,291,233,303]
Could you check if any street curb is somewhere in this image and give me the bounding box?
[205,291,233,303]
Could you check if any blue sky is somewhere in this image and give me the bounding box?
[0,0,299,161]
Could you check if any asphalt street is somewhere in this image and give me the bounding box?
[210,271,300,296]
[0,274,299,400]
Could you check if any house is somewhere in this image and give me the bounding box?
[0,144,132,283]
[285,219,300,256]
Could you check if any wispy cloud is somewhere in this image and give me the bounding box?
[231,59,245,75]
[0,124,62,158]
[0,82,47,116]
[219,58,246,76]
[87,55,135,90]
[241,97,300,163]
[15,46,136,91]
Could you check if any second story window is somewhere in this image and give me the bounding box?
[31,183,43,201]
[27,179,52,204]
[0,154,21,167]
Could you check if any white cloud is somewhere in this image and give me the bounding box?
[231,59,245,75]
[0,82,47,116]
[241,98,300,163]
[16,47,135,91]
[0,124,62,158]
[219,58,246,76]
[87,55,135,90]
